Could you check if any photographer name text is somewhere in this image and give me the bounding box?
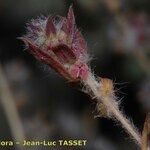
[0,140,87,147]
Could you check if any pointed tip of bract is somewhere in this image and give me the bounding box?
[18,37,28,46]
[68,4,73,12]
[46,16,57,36]
[17,37,25,41]
[67,5,75,23]
[18,37,32,47]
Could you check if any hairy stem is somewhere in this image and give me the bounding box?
[142,113,150,150]
[83,73,141,146]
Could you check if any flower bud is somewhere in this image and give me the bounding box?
[20,6,89,81]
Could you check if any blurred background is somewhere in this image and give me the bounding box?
[0,0,149,149]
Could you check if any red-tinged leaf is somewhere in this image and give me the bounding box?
[75,30,87,52]
[67,5,76,35]
[46,17,56,36]
[62,19,68,34]
[20,37,75,81]
[51,44,76,63]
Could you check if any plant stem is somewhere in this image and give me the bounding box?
[83,73,142,146]
[142,113,150,150]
